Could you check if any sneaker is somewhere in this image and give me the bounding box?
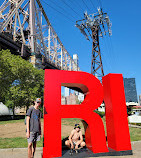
[69,149,73,155]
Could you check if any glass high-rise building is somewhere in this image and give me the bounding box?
[73,54,78,65]
[73,54,78,71]
[139,95,141,106]
[73,54,79,95]
[64,87,70,97]
[123,78,138,102]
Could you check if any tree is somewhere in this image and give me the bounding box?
[0,49,44,114]
[0,49,16,102]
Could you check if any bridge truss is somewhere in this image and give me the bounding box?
[0,0,79,70]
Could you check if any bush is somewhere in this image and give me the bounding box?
[130,123,141,126]
[0,115,25,121]
[94,110,105,118]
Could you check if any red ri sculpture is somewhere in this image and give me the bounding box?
[43,70,131,158]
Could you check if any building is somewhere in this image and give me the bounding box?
[98,78,138,113]
[123,78,138,103]
[139,95,141,106]
[14,107,26,115]
[73,54,79,95]
[64,87,70,97]
[61,96,66,105]
[78,93,84,103]
[66,93,78,105]
[73,54,79,71]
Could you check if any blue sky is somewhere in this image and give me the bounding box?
[1,0,140,97]
[41,0,141,98]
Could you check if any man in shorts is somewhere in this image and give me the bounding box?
[26,98,42,158]
[65,124,86,155]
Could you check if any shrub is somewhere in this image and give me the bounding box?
[94,110,105,118]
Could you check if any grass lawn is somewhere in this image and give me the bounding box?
[62,118,81,126]
[0,128,140,149]
[129,127,141,141]
[0,119,25,125]
[0,118,141,148]
[0,137,43,148]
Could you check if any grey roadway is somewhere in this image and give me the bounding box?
[0,141,141,158]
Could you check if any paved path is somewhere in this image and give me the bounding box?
[0,141,141,158]
[129,124,141,129]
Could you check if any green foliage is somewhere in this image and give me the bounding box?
[0,137,43,148]
[62,118,82,126]
[0,49,44,113]
[0,50,15,101]
[129,127,141,141]
[5,100,14,109]
[78,100,83,104]
[94,110,105,118]
[130,123,141,126]
[127,111,133,116]
[39,105,44,116]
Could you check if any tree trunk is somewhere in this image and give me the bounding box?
[12,107,15,119]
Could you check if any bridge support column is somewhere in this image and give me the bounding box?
[29,0,36,54]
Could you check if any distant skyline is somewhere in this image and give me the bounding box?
[40,0,141,98]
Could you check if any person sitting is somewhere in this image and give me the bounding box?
[65,124,86,155]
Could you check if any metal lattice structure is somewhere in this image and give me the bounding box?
[0,0,79,70]
[76,8,112,80]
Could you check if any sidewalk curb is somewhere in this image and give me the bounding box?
[131,140,141,143]
[0,147,43,152]
[129,124,141,129]
[0,141,141,152]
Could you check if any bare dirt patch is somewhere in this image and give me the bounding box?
[0,120,85,138]
[0,122,27,138]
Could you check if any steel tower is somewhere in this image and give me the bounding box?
[76,8,112,80]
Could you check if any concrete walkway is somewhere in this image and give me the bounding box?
[129,124,141,129]
[0,141,141,158]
